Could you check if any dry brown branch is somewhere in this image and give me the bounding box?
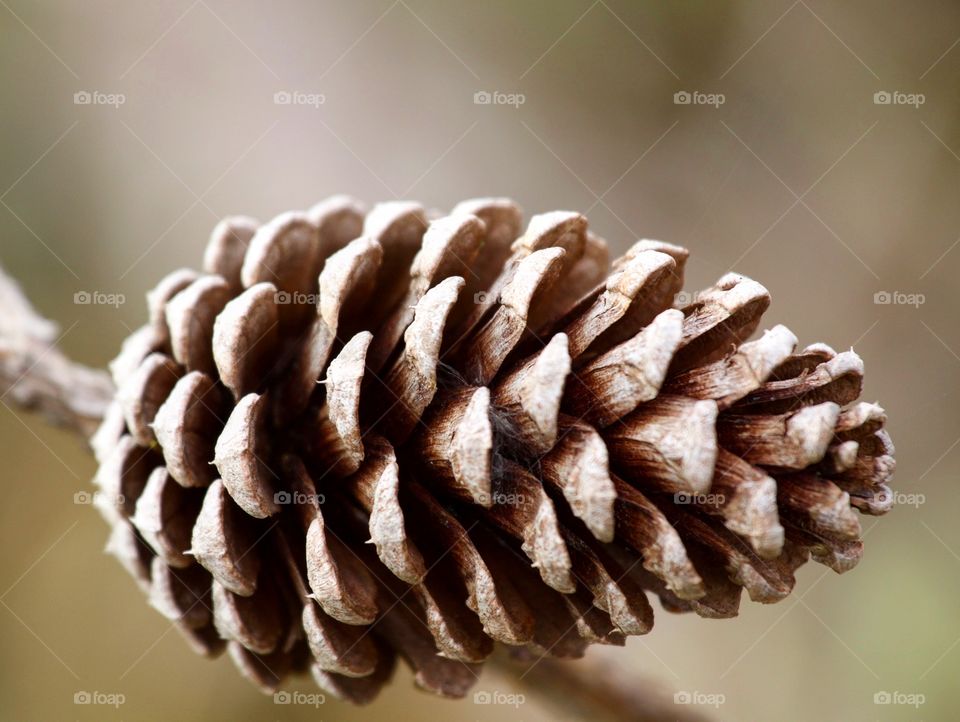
[0,261,113,437]
[488,647,713,722]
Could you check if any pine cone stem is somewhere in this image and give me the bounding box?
[0,261,113,437]
[487,647,712,722]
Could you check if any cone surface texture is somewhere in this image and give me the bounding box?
[91,197,895,701]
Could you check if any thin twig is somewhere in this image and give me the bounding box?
[488,647,713,722]
[0,262,113,437]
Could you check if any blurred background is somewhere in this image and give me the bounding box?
[1,1,958,720]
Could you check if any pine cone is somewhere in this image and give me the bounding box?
[89,197,895,702]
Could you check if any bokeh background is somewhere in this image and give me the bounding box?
[1,1,958,720]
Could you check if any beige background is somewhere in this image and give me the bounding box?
[1,1,958,720]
